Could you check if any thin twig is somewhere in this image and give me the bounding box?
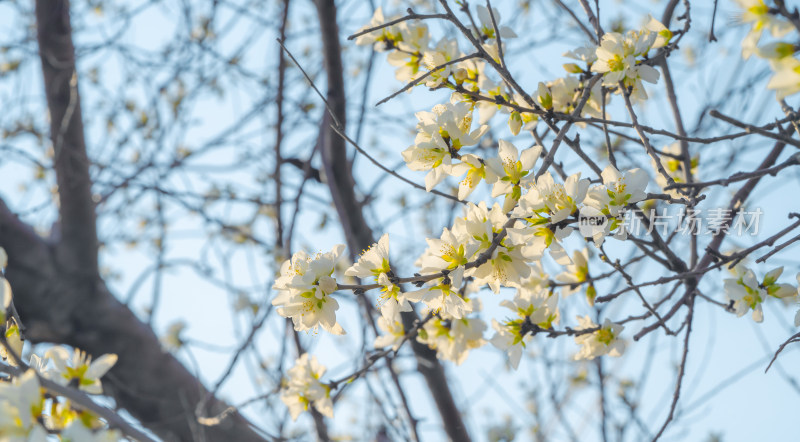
[709,0,719,41]
[710,109,800,148]
[347,9,449,41]
[652,297,694,441]
[766,331,800,373]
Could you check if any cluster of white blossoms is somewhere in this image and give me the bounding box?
[272,167,644,369]
[723,265,799,323]
[401,101,489,195]
[345,233,412,321]
[589,16,671,100]
[272,245,346,335]
[417,316,487,365]
[368,11,669,216]
[735,0,800,99]
[355,6,515,83]
[356,6,672,137]
[0,248,122,441]
[1,352,120,440]
[272,67,654,377]
[280,353,334,421]
[354,7,430,83]
[490,282,559,369]
[473,5,517,62]
[270,4,800,423]
[533,76,604,123]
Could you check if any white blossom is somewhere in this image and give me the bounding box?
[491,291,559,369]
[374,316,406,351]
[724,266,796,323]
[421,38,461,87]
[585,165,648,217]
[44,347,118,395]
[272,245,347,335]
[734,0,794,39]
[476,5,517,41]
[1,319,23,367]
[474,5,516,63]
[405,267,472,319]
[573,317,625,360]
[506,220,572,265]
[591,30,660,100]
[556,248,594,301]
[417,316,486,365]
[385,21,431,82]
[416,227,478,273]
[644,15,672,49]
[513,171,590,223]
[485,140,542,212]
[767,57,800,99]
[346,234,412,320]
[454,202,530,292]
[403,102,488,191]
[354,8,402,50]
[0,369,47,441]
[280,353,333,421]
[449,154,498,200]
[450,59,504,124]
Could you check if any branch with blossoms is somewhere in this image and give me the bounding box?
[264,0,800,440]
[0,249,152,441]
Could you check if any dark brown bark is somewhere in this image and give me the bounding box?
[36,0,98,285]
[1,199,268,442]
[311,1,472,440]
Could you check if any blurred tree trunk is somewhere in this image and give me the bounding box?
[0,2,268,441]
